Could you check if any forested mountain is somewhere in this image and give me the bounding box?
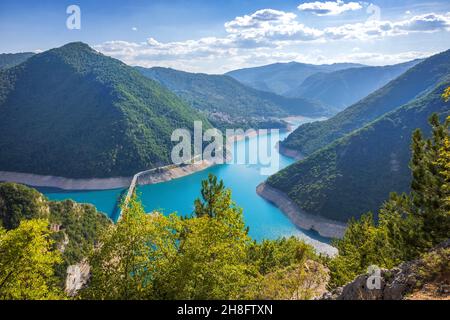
[226,62,364,95]
[0,42,210,178]
[267,82,450,222]
[137,66,331,129]
[287,59,422,111]
[0,52,34,69]
[281,49,450,156]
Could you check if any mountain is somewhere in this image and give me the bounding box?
[226,62,365,95]
[0,52,35,69]
[137,67,332,129]
[281,49,450,156]
[287,59,422,111]
[267,81,450,222]
[0,42,210,178]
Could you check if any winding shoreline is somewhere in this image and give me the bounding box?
[0,130,268,191]
[276,143,305,161]
[0,159,216,191]
[256,182,347,239]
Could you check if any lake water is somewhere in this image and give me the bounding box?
[41,117,335,253]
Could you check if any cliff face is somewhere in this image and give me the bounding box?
[322,240,450,300]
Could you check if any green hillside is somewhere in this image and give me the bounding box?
[267,82,450,222]
[288,59,422,110]
[0,42,210,178]
[226,62,364,95]
[137,66,331,129]
[281,49,450,156]
[0,182,111,281]
[0,52,35,69]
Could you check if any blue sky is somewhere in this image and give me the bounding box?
[1,0,450,73]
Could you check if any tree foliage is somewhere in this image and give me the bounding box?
[0,219,63,300]
[329,113,450,287]
[82,175,324,300]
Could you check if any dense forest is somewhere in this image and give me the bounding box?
[0,183,111,288]
[0,107,448,299]
[268,82,450,221]
[138,67,330,130]
[281,49,450,156]
[0,42,211,178]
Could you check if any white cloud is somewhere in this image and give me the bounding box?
[94,8,450,73]
[298,0,363,16]
[132,27,138,31]
[323,13,450,40]
[224,9,322,42]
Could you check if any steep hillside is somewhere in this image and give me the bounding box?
[0,52,35,69]
[288,59,422,110]
[226,62,364,95]
[0,42,210,178]
[0,182,111,282]
[267,82,450,222]
[137,67,331,129]
[281,49,450,156]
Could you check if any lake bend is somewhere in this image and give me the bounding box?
[40,117,337,255]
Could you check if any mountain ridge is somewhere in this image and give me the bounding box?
[0,42,210,178]
[281,49,450,156]
[267,81,450,222]
[226,61,365,95]
[287,59,423,110]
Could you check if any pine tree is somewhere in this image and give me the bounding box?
[329,107,450,287]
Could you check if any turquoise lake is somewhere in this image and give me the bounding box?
[40,117,332,249]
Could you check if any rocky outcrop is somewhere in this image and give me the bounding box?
[322,240,450,300]
[65,260,91,297]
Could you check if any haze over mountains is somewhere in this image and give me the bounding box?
[267,49,450,222]
[226,62,365,96]
[286,59,423,111]
[281,49,450,156]
[137,66,330,129]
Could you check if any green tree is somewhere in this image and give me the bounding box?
[83,175,324,300]
[81,194,179,300]
[329,111,450,287]
[194,174,232,219]
[0,219,63,300]
[159,175,254,299]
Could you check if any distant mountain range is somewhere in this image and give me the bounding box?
[137,66,331,129]
[226,62,365,95]
[281,49,450,156]
[0,52,35,69]
[0,42,210,178]
[267,81,450,222]
[286,59,423,111]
